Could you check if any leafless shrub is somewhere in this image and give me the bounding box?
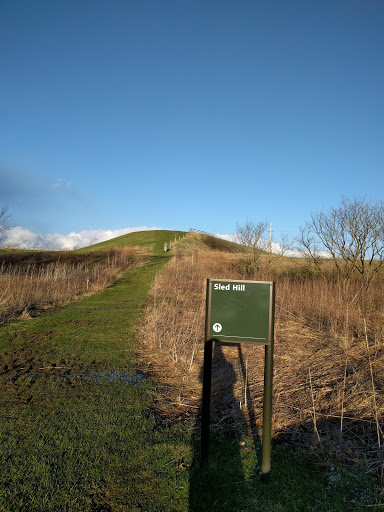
[0,206,12,246]
[298,197,384,287]
[235,219,269,259]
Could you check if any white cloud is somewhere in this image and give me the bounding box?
[2,226,161,250]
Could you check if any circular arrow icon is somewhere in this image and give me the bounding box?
[213,323,222,333]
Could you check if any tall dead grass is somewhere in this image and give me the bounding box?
[139,245,384,477]
[0,247,143,325]
[140,250,238,372]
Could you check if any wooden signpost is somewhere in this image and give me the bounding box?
[201,279,275,482]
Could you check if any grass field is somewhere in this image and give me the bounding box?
[0,230,382,511]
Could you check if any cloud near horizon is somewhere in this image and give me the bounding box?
[2,226,161,250]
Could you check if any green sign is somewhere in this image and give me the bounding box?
[206,279,274,344]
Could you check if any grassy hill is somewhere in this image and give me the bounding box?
[76,229,187,255]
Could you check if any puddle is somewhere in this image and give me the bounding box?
[67,370,147,386]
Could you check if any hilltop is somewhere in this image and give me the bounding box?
[76,229,187,255]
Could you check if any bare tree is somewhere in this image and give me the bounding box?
[235,219,269,262]
[298,197,384,285]
[275,232,295,257]
[0,207,12,246]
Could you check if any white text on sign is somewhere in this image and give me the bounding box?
[214,283,245,292]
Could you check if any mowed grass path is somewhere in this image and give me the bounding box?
[0,230,381,511]
[0,231,190,511]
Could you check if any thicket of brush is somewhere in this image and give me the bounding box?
[139,237,384,480]
[0,247,143,325]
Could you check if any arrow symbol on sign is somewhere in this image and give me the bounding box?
[213,323,222,333]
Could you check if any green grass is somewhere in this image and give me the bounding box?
[0,230,382,511]
[0,243,191,511]
[76,229,186,255]
[188,431,380,511]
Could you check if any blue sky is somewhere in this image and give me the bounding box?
[1,0,383,248]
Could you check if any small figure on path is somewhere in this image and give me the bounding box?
[164,242,168,252]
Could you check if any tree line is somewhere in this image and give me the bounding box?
[236,197,384,286]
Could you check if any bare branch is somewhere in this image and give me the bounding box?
[297,197,384,285]
[277,233,295,256]
[0,207,13,246]
[235,219,269,250]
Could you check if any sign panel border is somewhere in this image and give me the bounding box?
[205,278,274,345]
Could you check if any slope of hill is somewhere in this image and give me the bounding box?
[76,229,187,255]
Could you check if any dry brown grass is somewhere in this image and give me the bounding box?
[139,240,384,477]
[0,247,144,325]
